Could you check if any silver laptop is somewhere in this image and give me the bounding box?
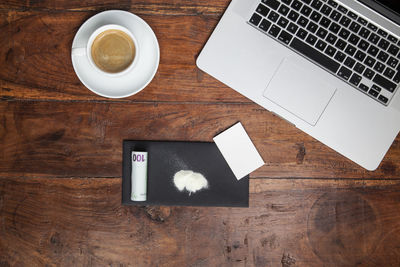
[197,0,400,170]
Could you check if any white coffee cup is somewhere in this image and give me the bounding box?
[72,24,139,77]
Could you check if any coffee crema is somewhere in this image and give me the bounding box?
[91,29,136,73]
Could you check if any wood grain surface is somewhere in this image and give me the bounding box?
[1,0,400,266]
[1,177,400,266]
[0,101,399,179]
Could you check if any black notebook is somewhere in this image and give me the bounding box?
[122,140,249,207]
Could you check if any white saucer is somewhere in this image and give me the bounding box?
[71,10,160,98]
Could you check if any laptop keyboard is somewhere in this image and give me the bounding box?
[249,0,400,105]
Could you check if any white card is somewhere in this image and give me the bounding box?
[213,122,265,180]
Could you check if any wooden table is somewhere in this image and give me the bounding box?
[1,0,400,266]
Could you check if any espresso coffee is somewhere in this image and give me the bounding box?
[91,29,136,73]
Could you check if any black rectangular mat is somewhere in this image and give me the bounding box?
[122,140,249,207]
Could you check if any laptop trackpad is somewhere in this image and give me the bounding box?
[263,57,336,126]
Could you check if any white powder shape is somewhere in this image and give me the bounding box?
[173,170,208,195]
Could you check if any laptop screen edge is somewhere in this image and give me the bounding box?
[357,0,400,25]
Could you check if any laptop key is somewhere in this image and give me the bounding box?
[337,66,352,80]
[383,67,395,79]
[378,95,388,104]
[326,45,336,56]
[368,88,379,97]
[367,23,378,31]
[287,23,299,34]
[394,72,400,83]
[344,44,356,56]
[388,44,399,56]
[344,57,355,68]
[358,40,369,51]
[329,22,340,34]
[296,28,308,39]
[268,24,281,37]
[378,39,390,50]
[349,21,361,33]
[354,62,365,74]
[278,17,289,28]
[306,34,317,45]
[326,33,337,44]
[250,13,262,26]
[259,19,272,31]
[387,57,399,68]
[373,74,397,92]
[257,4,270,16]
[374,62,385,73]
[321,4,332,16]
[291,0,303,11]
[278,4,290,16]
[348,34,360,45]
[282,0,292,4]
[355,50,366,61]
[359,83,369,92]
[310,11,322,22]
[290,37,340,72]
[301,6,312,17]
[316,39,328,51]
[363,68,375,79]
[388,35,398,44]
[307,22,318,33]
[368,33,380,44]
[377,51,389,63]
[262,0,280,10]
[330,11,341,21]
[334,51,346,62]
[377,29,388,38]
[335,39,346,50]
[338,5,348,14]
[339,16,351,27]
[343,57,356,68]
[372,84,382,92]
[316,27,328,38]
[367,45,379,56]
[288,10,300,21]
[327,0,337,8]
[365,56,376,67]
[357,17,368,26]
[348,11,357,20]
[268,11,280,22]
[338,28,350,39]
[349,73,362,86]
[359,27,370,39]
[320,17,331,28]
[311,0,323,10]
[298,16,309,27]
[278,30,293,44]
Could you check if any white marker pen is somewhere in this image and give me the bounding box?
[131,151,148,201]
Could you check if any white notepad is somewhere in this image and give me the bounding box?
[213,122,265,180]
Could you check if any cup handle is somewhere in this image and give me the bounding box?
[72,47,86,56]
